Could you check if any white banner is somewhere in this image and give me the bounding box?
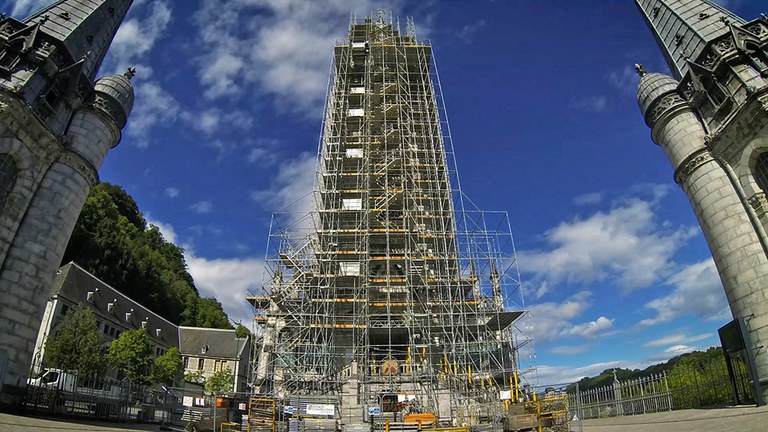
[306,403,335,416]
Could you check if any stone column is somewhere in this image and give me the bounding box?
[639,72,768,404]
[0,74,132,408]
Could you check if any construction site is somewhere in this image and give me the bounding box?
[248,11,544,432]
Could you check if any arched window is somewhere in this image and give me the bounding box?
[0,153,17,209]
[754,152,768,193]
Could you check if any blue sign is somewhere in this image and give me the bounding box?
[283,406,297,415]
[368,407,381,416]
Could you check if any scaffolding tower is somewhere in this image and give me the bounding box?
[249,11,533,428]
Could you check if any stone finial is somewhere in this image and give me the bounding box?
[124,67,136,80]
[634,64,647,77]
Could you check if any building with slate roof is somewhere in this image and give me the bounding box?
[178,326,250,393]
[32,262,180,376]
[32,262,251,393]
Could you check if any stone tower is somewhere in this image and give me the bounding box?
[249,12,528,427]
[0,0,134,407]
[635,0,768,404]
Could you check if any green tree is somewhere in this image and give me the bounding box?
[205,368,234,394]
[192,298,231,329]
[108,328,153,385]
[63,182,233,329]
[44,304,105,374]
[235,324,251,339]
[152,347,183,386]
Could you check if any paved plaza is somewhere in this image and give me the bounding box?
[581,405,768,432]
[0,412,169,432]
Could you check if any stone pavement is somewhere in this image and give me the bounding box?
[580,405,768,432]
[0,412,178,431]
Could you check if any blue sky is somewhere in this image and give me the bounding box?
[4,0,765,385]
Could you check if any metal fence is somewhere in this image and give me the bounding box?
[568,373,672,420]
[24,367,132,419]
[568,356,754,420]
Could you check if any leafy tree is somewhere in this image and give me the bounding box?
[108,328,153,385]
[63,182,232,329]
[235,324,252,339]
[205,368,234,394]
[152,347,183,386]
[192,298,231,329]
[44,304,105,374]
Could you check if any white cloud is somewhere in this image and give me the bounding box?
[664,344,695,354]
[528,291,615,342]
[126,81,181,147]
[165,187,180,199]
[569,95,608,113]
[190,201,213,214]
[106,0,173,73]
[640,258,729,327]
[148,217,264,328]
[573,192,603,206]
[548,345,590,355]
[247,148,279,166]
[561,316,614,338]
[183,109,255,137]
[643,332,713,348]
[457,19,485,44]
[186,254,265,326]
[251,152,316,211]
[148,219,178,245]
[536,360,644,386]
[520,194,698,291]
[7,0,48,17]
[608,65,641,94]
[193,0,403,115]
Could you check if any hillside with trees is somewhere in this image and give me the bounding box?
[62,182,231,329]
[572,348,727,393]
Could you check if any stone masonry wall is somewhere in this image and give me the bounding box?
[0,107,119,407]
[653,100,768,403]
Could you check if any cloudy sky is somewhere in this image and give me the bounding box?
[4,0,764,385]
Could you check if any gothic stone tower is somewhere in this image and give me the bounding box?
[0,0,134,407]
[250,12,526,427]
[635,0,768,403]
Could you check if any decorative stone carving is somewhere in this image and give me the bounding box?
[714,38,734,54]
[749,192,768,218]
[648,93,686,127]
[58,150,98,187]
[674,150,714,185]
[746,23,764,36]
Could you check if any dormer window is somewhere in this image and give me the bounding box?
[201,344,209,354]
